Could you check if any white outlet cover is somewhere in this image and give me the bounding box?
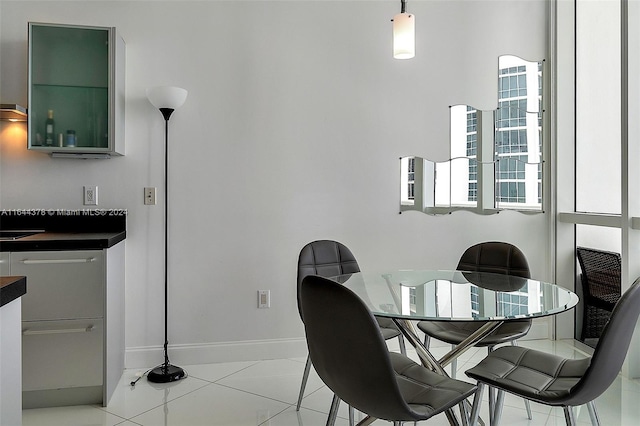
[144,187,156,205]
[258,290,270,308]
[83,186,98,205]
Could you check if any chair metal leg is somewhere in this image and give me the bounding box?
[355,417,376,426]
[296,355,312,411]
[451,344,458,378]
[563,406,577,426]
[327,396,357,426]
[469,383,485,426]
[398,334,407,355]
[488,386,495,425]
[524,399,532,420]
[486,346,495,425]
[444,408,464,426]
[493,390,505,426]
[326,394,340,426]
[587,401,601,426]
[459,400,470,426]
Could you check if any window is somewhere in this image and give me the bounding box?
[498,182,526,203]
[470,286,479,316]
[496,129,529,154]
[497,156,527,180]
[499,65,527,98]
[494,57,542,208]
[497,284,530,316]
[496,100,528,128]
[468,182,477,202]
[466,108,478,202]
[407,157,415,200]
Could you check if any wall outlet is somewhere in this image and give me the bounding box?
[144,187,157,205]
[83,186,98,205]
[258,290,270,309]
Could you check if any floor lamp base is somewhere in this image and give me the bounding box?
[147,363,186,383]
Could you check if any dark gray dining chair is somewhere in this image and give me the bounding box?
[301,274,479,426]
[466,275,640,426]
[295,240,406,421]
[416,241,533,420]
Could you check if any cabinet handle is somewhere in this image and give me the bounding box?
[20,257,96,265]
[23,325,95,336]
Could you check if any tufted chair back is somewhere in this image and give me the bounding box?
[457,241,531,279]
[296,240,360,321]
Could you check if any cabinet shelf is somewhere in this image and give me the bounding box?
[32,83,108,90]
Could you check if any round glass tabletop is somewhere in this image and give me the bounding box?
[331,270,579,322]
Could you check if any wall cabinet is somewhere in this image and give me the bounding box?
[28,22,125,157]
[7,243,125,408]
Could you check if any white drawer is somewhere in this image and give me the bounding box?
[0,252,9,275]
[22,318,103,391]
[11,250,104,321]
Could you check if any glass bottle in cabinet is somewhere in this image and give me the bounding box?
[28,22,125,157]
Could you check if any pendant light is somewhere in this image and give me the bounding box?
[393,0,415,59]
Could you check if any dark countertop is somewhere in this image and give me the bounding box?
[0,231,126,251]
[0,209,126,252]
[0,276,26,308]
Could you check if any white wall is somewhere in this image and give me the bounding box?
[0,0,550,367]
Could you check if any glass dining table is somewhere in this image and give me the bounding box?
[329,270,579,425]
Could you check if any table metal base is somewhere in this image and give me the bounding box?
[390,318,506,426]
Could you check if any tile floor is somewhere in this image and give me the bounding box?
[21,339,640,426]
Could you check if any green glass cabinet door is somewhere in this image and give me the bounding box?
[28,22,125,157]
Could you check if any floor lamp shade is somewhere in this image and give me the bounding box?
[393,13,415,59]
[146,86,188,110]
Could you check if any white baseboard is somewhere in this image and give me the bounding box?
[125,337,309,369]
[126,319,552,369]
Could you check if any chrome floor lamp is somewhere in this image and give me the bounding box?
[146,86,188,383]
